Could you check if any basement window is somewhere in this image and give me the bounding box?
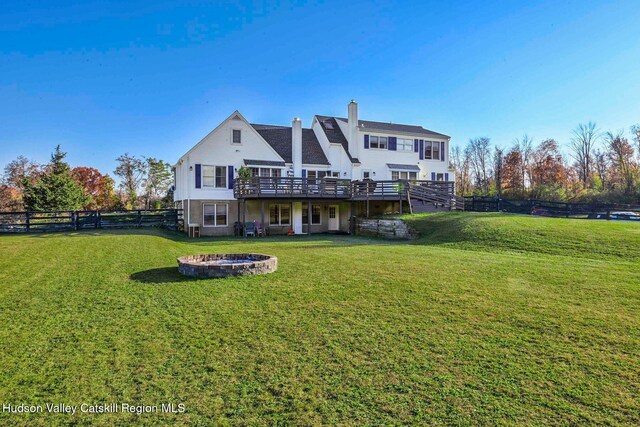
[302,203,322,225]
[269,204,291,225]
[203,203,228,227]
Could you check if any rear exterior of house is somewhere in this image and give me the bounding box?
[173,101,455,236]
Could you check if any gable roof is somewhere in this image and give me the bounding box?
[331,116,450,139]
[175,110,285,165]
[315,115,360,164]
[250,124,330,166]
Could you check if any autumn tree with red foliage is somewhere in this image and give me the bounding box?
[530,139,566,187]
[604,132,638,195]
[501,148,525,197]
[71,167,119,210]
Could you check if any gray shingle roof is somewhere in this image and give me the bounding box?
[315,116,360,164]
[251,124,330,166]
[244,159,286,167]
[386,163,421,171]
[333,117,449,139]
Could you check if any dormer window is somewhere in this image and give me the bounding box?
[232,129,242,144]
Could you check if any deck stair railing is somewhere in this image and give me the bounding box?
[350,180,410,200]
[407,182,462,211]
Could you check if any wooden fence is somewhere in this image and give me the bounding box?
[0,209,184,233]
[463,196,640,219]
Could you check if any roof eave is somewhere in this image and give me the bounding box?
[359,127,450,139]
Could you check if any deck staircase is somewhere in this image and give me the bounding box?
[407,183,464,214]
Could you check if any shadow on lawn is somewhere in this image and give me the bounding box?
[25,228,187,241]
[130,267,195,284]
[23,228,389,246]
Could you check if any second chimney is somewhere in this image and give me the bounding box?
[348,100,359,160]
[292,117,303,177]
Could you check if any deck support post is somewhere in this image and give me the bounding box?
[242,200,246,238]
[349,201,354,234]
[261,200,265,232]
[307,201,312,234]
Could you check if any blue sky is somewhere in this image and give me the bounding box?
[1,0,639,176]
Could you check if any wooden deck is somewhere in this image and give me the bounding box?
[233,177,352,199]
[233,177,455,202]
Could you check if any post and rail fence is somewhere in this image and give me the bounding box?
[0,209,184,233]
[463,196,640,219]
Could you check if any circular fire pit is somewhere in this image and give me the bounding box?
[177,253,277,278]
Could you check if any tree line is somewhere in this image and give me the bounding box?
[0,146,173,211]
[451,122,640,203]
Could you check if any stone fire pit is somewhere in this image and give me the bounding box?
[177,253,277,278]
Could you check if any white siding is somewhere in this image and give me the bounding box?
[355,130,451,180]
[174,112,285,201]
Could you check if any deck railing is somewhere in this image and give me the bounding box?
[234,177,455,201]
[350,180,407,200]
[234,177,352,199]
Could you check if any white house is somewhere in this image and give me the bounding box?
[173,100,453,236]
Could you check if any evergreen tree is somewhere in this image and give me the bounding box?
[22,146,90,211]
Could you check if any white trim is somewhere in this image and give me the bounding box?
[175,110,285,165]
[423,140,445,162]
[396,137,415,152]
[201,165,227,189]
[327,204,339,231]
[231,128,242,145]
[368,135,388,150]
[304,203,323,226]
[391,170,418,180]
[249,167,283,178]
[302,163,332,168]
[202,202,229,227]
[269,203,292,226]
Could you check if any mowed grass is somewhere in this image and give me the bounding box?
[0,213,638,426]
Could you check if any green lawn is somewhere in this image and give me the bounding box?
[0,213,638,426]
